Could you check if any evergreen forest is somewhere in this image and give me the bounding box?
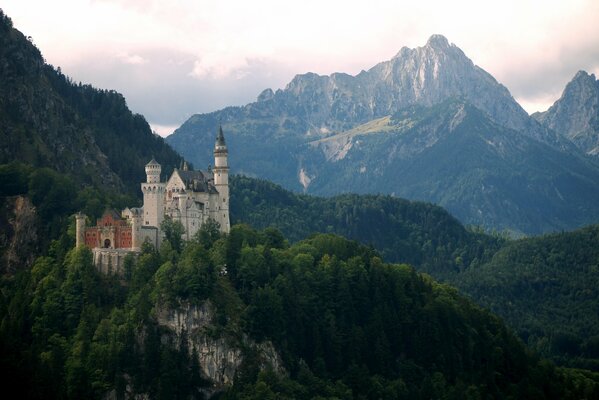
[2,220,599,399]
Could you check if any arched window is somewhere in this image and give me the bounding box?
[104,239,111,248]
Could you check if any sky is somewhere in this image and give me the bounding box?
[3,0,599,137]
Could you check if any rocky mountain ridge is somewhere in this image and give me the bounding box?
[168,37,599,234]
[533,70,599,155]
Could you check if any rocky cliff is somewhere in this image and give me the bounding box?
[0,196,39,274]
[155,301,283,396]
[533,71,599,156]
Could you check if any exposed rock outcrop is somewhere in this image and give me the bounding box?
[533,71,599,156]
[156,301,283,396]
[0,196,39,274]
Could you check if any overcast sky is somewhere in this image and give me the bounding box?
[3,0,599,137]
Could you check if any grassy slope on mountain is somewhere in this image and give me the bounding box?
[302,101,599,235]
[2,223,598,399]
[0,10,183,192]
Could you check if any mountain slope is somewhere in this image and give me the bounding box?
[0,10,183,192]
[230,176,599,370]
[230,174,503,276]
[303,100,599,235]
[454,224,599,370]
[167,35,599,234]
[533,71,599,156]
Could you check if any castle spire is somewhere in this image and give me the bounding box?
[216,125,226,147]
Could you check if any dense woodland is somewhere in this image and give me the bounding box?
[230,175,504,276]
[2,220,599,399]
[457,226,599,371]
[230,176,599,371]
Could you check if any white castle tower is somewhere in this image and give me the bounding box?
[141,158,165,228]
[213,126,230,233]
[75,212,86,247]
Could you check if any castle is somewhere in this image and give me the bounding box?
[75,127,230,273]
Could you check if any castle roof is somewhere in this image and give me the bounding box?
[174,169,218,194]
[215,126,226,147]
[103,209,122,220]
[146,158,160,166]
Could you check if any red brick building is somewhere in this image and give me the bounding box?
[84,210,133,249]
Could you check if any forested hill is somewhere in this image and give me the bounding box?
[2,222,598,399]
[230,175,599,371]
[230,175,503,276]
[0,10,183,191]
[453,225,599,371]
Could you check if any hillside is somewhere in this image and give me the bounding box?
[230,174,503,277]
[453,225,599,371]
[166,35,599,235]
[0,10,183,192]
[230,175,599,370]
[0,10,186,271]
[2,223,598,399]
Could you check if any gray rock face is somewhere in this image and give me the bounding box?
[533,71,599,155]
[156,301,283,396]
[0,196,39,274]
[266,34,552,142]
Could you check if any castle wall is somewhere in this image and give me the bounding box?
[93,248,139,276]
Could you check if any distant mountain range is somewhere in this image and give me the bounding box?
[167,35,599,235]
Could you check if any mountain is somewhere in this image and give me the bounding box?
[0,10,183,191]
[533,71,599,156]
[167,35,599,235]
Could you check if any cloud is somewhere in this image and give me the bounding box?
[2,0,599,123]
[117,52,147,65]
[190,55,250,80]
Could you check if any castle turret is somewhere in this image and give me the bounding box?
[131,210,142,251]
[213,126,230,233]
[75,212,86,247]
[141,158,165,228]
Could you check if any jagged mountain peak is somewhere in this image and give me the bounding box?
[167,36,595,234]
[573,69,596,81]
[533,70,599,155]
[563,70,598,96]
[392,34,454,60]
[425,33,451,49]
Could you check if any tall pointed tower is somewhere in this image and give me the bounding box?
[141,158,165,228]
[213,126,230,233]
